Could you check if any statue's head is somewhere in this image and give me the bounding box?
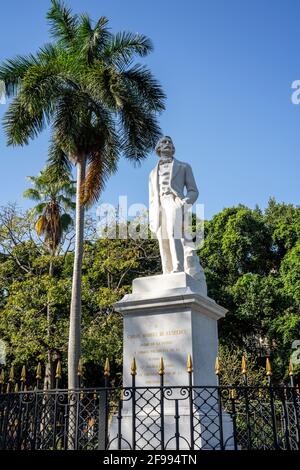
[155,136,175,158]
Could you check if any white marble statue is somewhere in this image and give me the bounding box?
[149,136,207,295]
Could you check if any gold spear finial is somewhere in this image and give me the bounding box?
[9,365,15,383]
[241,355,247,375]
[215,356,221,376]
[36,362,42,380]
[77,358,83,377]
[159,357,165,376]
[266,357,272,376]
[20,365,26,383]
[187,354,193,373]
[104,358,110,377]
[131,358,137,376]
[55,360,62,380]
[288,358,294,377]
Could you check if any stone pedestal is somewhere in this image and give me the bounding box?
[109,273,234,450]
[116,272,226,388]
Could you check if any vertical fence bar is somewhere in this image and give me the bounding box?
[117,398,123,450]
[1,393,10,450]
[281,387,291,450]
[51,361,62,449]
[159,358,165,450]
[22,391,30,450]
[289,359,300,450]
[229,388,238,450]
[241,355,252,450]
[74,390,81,450]
[174,399,180,450]
[187,354,194,450]
[215,356,224,450]
[131,358,137,451]
[63,403,69,450]
[103,358,110,450]
[16,369,25,450]
[52,391,58,450]
[32,390,40,450]
[32,363,42,450]
[266,358,279,450]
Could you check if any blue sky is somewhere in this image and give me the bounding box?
[0,0,299,219]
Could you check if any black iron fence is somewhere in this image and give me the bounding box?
[0,356,299,450]
[0,384,300,450]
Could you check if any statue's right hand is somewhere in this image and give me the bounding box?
[174,196,185,209]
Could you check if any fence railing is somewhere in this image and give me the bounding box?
[0,384,300,450]
[0,355,299,451]
[0,386,300,450]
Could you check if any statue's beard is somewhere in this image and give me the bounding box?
[160,152,174,162]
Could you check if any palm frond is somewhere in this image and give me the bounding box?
[3,97,47,145]
[81,66,119,110]
[47,139,72,178]
[80,146,117,207]
[120,98,162,162]
[80,153,106,207]
[60,212,73,231]
[36,43,61,64]
[31,202,48,215]
[0,54,38,98]
[52,88,94,155]
[104,32,153,67]
[23,188,42,201]
[47,0,78,47]
[57,194,76,211]
[35,215,47,236]
[123,64,166,112]
[77,15,111,63]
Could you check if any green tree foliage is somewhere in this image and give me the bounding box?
[199,198,300,380]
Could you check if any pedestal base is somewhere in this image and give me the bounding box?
[111,273,233,450]
[108,409,234,450]
[115,273,227,388]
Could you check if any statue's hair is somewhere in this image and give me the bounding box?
[155,136,175,156]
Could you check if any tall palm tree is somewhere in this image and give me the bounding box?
[0,0,165,388]
[24,167,75,387]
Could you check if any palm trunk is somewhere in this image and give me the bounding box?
[68,155,86,390]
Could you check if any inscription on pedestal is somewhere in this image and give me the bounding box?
[124,311,192,386]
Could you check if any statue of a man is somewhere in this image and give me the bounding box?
[149,136,207,295]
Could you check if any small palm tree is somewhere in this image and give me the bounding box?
[1,0,165,388]
[24,168,75,257]
[24,167,75,387]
